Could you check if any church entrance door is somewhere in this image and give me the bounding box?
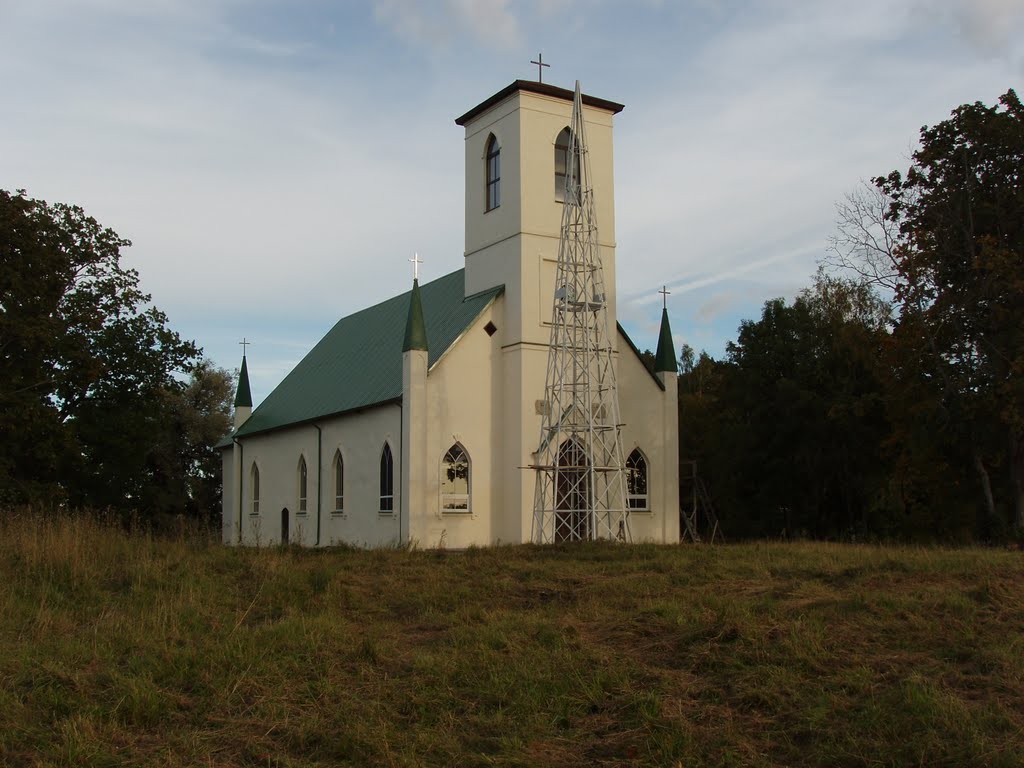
[281,508,290,545]
[555,440,590,542]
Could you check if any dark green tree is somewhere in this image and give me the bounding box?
[876,88,1024,531]
[684,273,893,539]
[1,189,202,511]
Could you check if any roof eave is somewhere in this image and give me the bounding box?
[232,397,403,441]
[455,80,624,126]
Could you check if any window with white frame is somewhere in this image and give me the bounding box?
[626,449,649,511]
[441,443,470,512]
[379,443,394,513]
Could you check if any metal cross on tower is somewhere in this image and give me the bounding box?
[409,252,423,281]
[239,337,251,355]
[530,53,550,83]
[531,81,630,544]
[659,285,671,309]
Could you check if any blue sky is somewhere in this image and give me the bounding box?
[3,0,1022,404]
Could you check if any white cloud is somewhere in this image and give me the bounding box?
[373,0,521,50]
[946,0,1024,53]
[2,0,1020,402]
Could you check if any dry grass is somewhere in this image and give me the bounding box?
[2,510,1023,767]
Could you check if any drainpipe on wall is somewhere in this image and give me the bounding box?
[398,401,404,545]
[233,437,243,545]
[314,424,322,547]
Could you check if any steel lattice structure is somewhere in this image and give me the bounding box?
[531,82,629,544]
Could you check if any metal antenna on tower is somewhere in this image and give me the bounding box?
[531,81,629,544]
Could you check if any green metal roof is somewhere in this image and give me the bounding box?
[654,308,678,373]
[230,269,503,441]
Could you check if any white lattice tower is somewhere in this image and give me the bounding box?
[531,82,629,544]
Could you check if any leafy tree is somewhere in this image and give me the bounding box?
[159,361,234,519]
[682,273,893,539]
[876,89,1024,531]
[1,189,206,512]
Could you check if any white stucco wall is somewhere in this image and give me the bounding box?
[616,336,681,543]
[221,448,234,544]
[411,297,504,548]
[228,405,403,548]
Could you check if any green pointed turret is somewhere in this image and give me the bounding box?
[654,308,677,374]
[234,355,253,408]
[402,279,429,352]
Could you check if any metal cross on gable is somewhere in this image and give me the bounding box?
[239,337,251,355]
[659,285,671,310]
[530,53,550,83]
[409,252,423,281]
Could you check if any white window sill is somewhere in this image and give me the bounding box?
[330,511,346,518]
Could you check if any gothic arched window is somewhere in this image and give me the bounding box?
[379,443,394,513]
[441,443,471,512]
[626,449,649,511]
[485,133,501,211]
[250,463,260,516]
[297,456,308,512]
[333,450,344,513]
[554,127,580,203]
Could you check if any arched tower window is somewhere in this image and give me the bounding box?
[250,463,260,515]
[485,133,501,211]
[441,443,471,512]
[554,127,580,203]
[379,443,394,513]
[333,450,344,513]
[626,449,649,511]
[297,456,308,512]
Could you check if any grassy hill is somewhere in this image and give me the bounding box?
[1,512,1022,767]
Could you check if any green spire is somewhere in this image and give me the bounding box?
[402,279,429,352]
[234,355,253,407]
[654,308,678,374]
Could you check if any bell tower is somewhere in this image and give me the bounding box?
[455,80,625,543]
[455,80,624,348]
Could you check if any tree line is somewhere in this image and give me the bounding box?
[673,89,1022,542]
[0,190,233,520]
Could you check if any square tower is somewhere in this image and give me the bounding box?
[456,81,624,348]
[455,81,625,543]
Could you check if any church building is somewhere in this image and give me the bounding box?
[220,79,680,548]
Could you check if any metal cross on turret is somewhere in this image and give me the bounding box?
[239,337,251,355]
[659,285,671,310]
[409,252,423,281]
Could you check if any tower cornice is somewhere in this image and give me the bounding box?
[455,80,624,127]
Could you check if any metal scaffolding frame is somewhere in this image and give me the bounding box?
[531,82,629,544]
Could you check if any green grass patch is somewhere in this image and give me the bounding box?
[1,513,1023,766]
